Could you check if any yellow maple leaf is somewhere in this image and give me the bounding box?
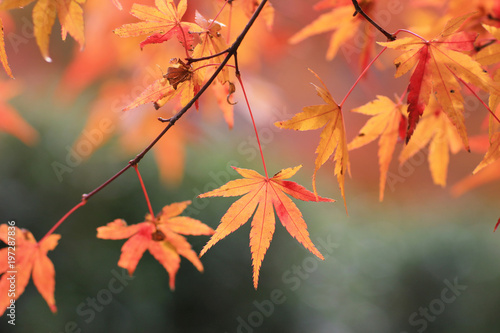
[275,69,349,209]
[399,98,463,187]
[476,25,500,139]
[289,0,374,66]
[0,18,13,78]
[473,132,500,174]
[348,95,406,201]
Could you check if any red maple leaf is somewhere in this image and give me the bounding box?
[113,0,204,50]
[380,13,499,148]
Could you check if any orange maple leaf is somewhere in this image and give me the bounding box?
[198,165,334,289]
[113,0,204,50]
[97,201,214,290]
[192,11,231,83]
[379,13,499,149]
[348,95,407,201]
[0,224,60,315]
[0,18,13,78]
[0,0,85,62]
[275,69,350,209]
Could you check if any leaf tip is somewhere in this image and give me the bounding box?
[199,243,210,257]
[44,56,52,63]
[494,218,500,232]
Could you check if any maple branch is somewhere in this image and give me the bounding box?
[351,0,396,41]
[134,165,155,218]
[45,0,270,237]
[187,49,229,65]
[236,65,269,178]
[475,39,496,52]
[393,29,427,42]
[487,13,500,22]
[208,0,229,31]
[232,51,269,177]
[40,201,87,243]
[340,46,388,108]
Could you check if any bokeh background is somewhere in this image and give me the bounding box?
[0,0,499,332]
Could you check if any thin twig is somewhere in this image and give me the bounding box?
[158,117,172,123]
[351,0,396,41]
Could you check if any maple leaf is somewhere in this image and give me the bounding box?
[0,0,86,62]
[0,224,60,315]
[68,80,192,186]
[451,159,500,197]
[476,25,500,139]
[0,80,38,145]
[289,0,375,67]
[97,201,214,289]
[488,69,500,139]
[113,0,204,51]
[199,165,334,289]
[476,24,500,68]
[399,98,463,187]
[348,95,407,201]
[192,11,230,83]
[379,13,499,149]
[211,80,235,129]
[450,134,500,196]
[240,0,274,30]
[473,132,500,174]
[0,18,13,78]
[275,69,350,209]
